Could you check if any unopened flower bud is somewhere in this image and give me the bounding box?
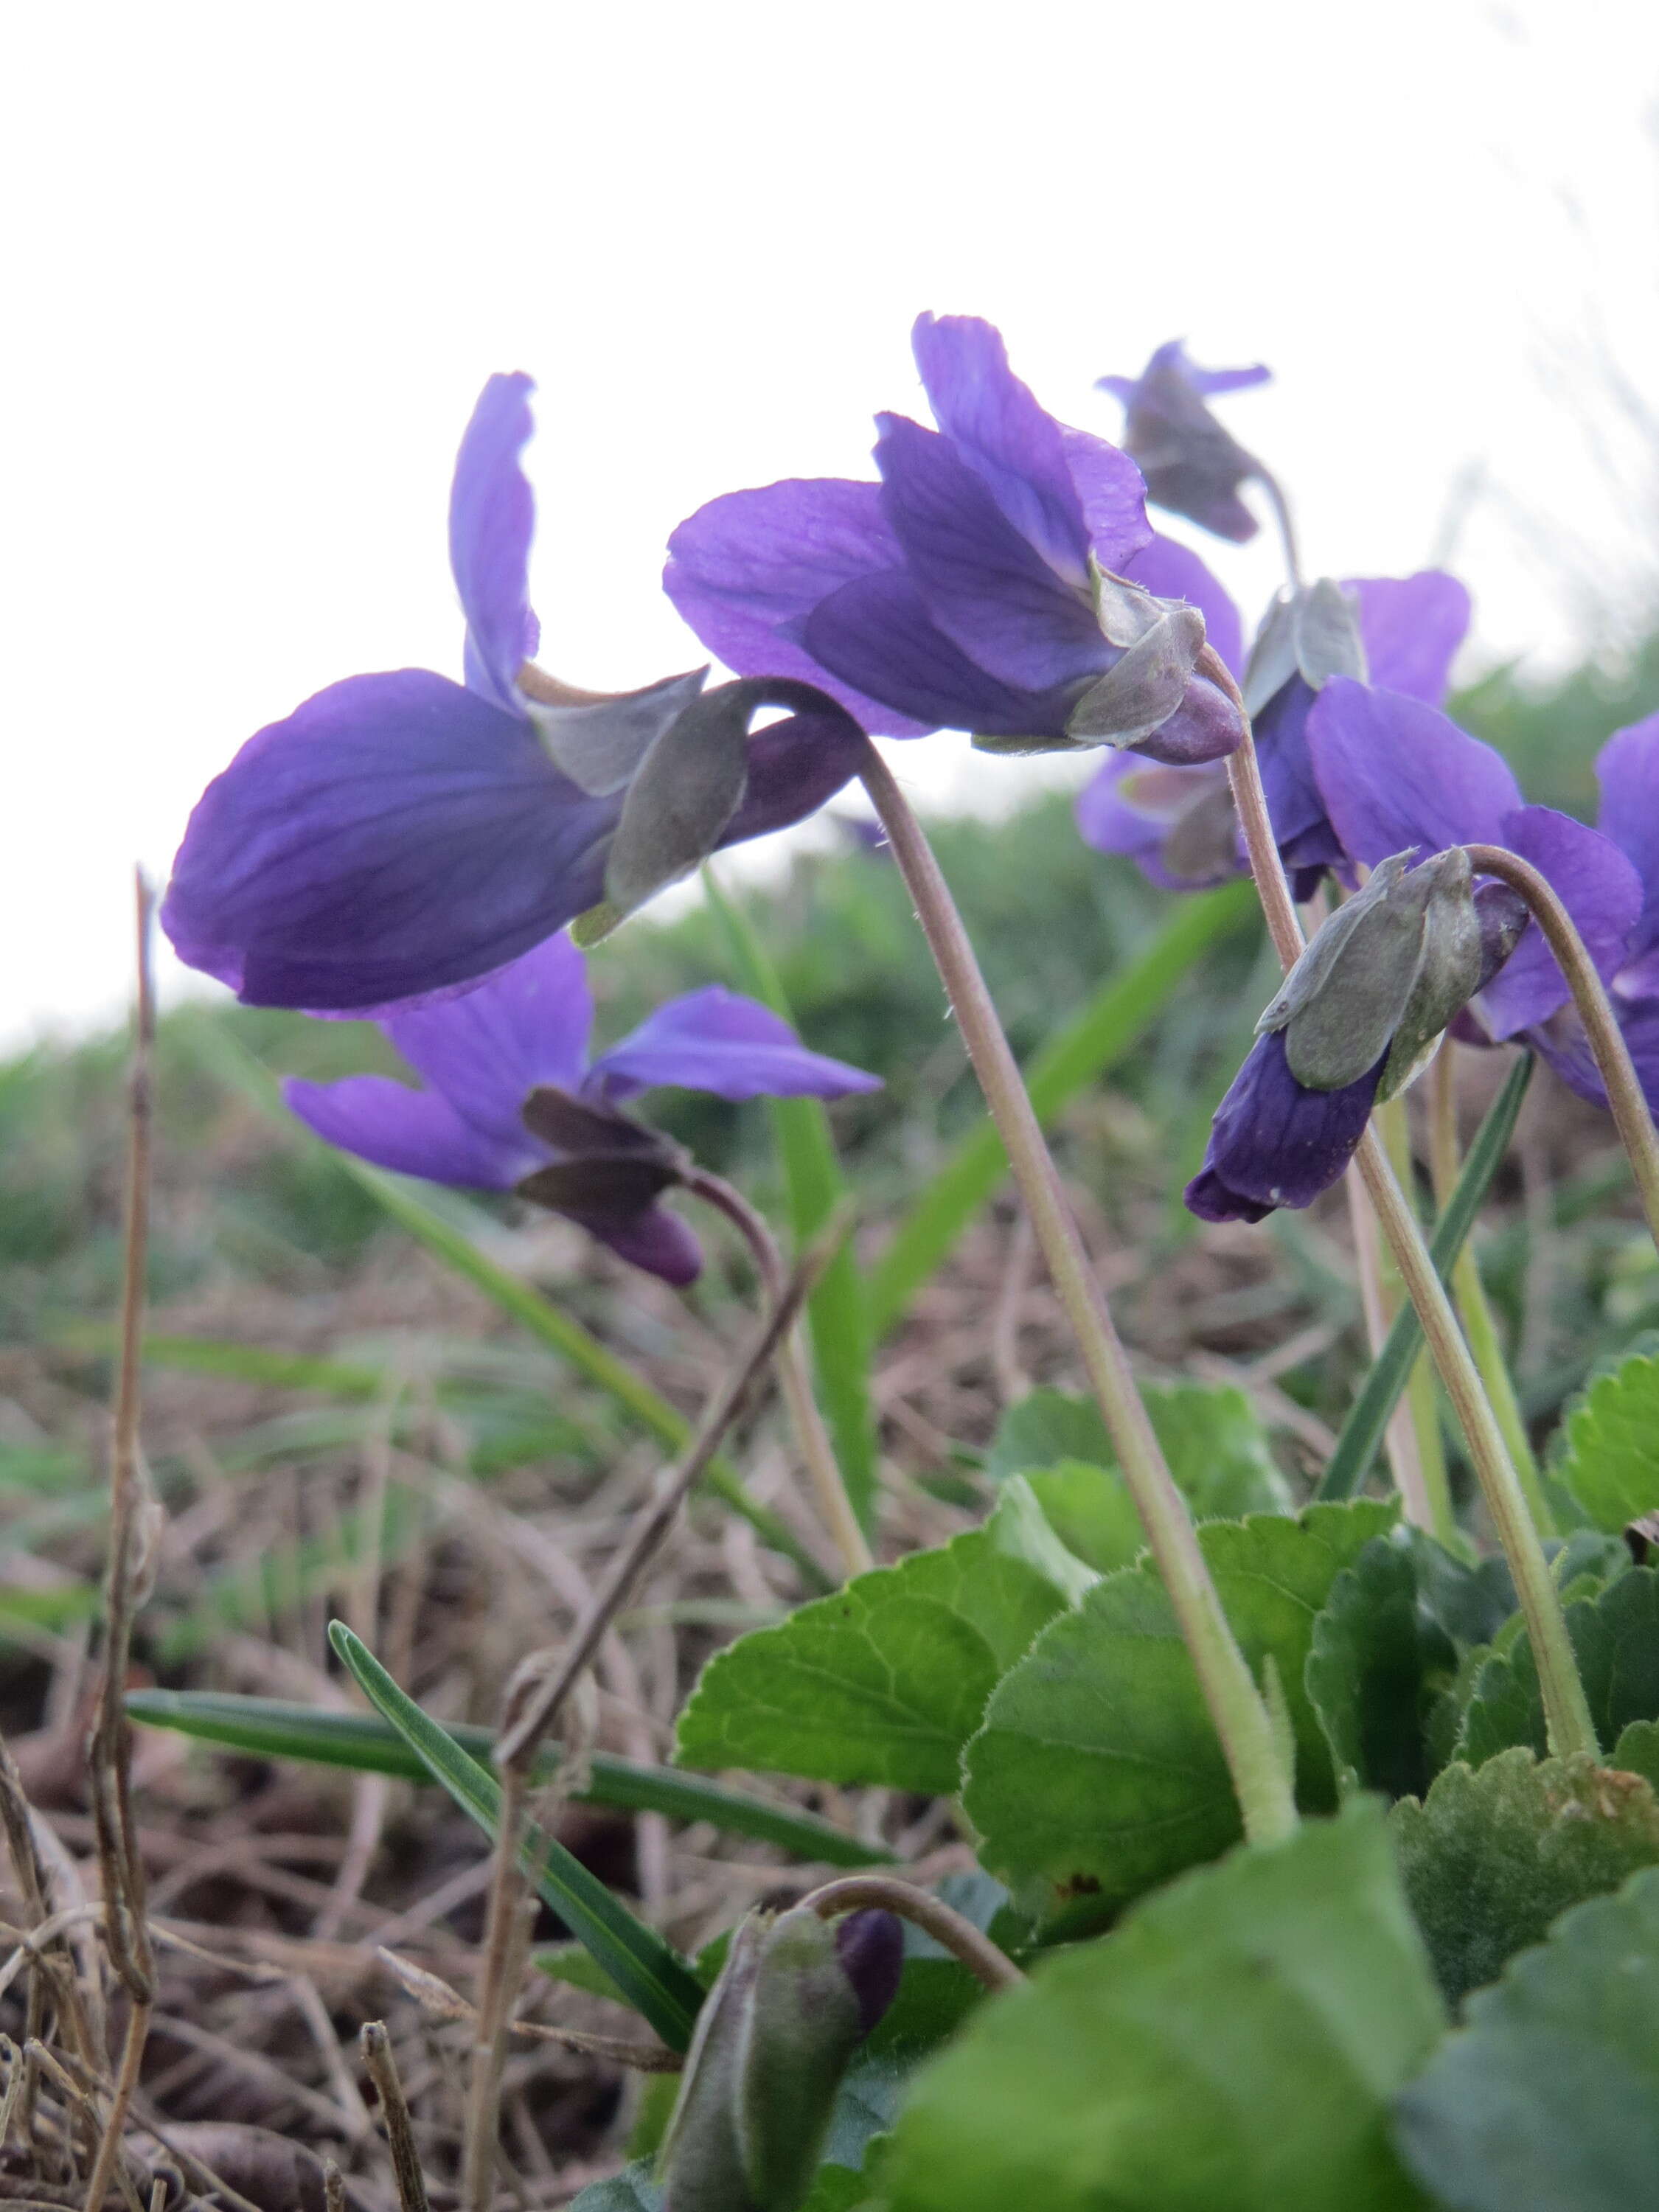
[658,1905,902,2212]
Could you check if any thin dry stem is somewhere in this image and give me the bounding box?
[684,1169,873,1576]
[378,1949,682,2072]
[83,875,160,2212]
[360,2022,430,2212]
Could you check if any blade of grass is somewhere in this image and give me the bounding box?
[702,869,878,1534]
[182,1024,830,1590]
[328,1623,706,2049]
[1315,1051,1536,1502]
[866,878,1258,1337]
[125,1689,895,1868]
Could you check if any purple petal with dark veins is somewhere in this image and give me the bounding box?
[591,987,880,1104]
[1351,572,1471,705]
[1122,534,1244,678]
[450,374,541,714]
[161,669,617,1013]
[911,313,1098,585]
[1184,1030,1386,1222]
[383,933,594,1154]
[1474,807,1641,1040]
[282,1074,533,1190]
[664,479,928,737]
[873,412,1107,692]
[802,570,1071,739]
[1060,426,1153,575]
[1597,712,1659,966]
[1308,679,1522,869]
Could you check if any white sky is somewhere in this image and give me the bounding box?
[4,0,1658,1045]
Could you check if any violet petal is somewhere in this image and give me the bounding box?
[282,1074,531,1190]
[591,987,881,1104]
[450,373,541,714]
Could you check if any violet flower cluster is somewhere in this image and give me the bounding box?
[284,932,878,1285]
[1083,349,1658,1223]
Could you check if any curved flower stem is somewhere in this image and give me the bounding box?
[1463,841,1659,1254]
[798,1875,1026,1993]
[1343,1166,1434,1527]
[1251,462,1304,591]
[1428,1044,1554,1537]
[858,741,1298,1847]
[684,1169,874,1578]
[1374,1095,1456,1544]
[1212,675,1598,1757]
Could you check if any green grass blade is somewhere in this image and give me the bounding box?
[1315,1052,1536,1502]
[703,869,878,1533]
[183,1024,830,1590]
[327,1624,706,2048]
[866,880,1259,1337]
[125,1688,895,1868]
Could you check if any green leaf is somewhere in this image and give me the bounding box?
[125,1690,894,1868]
[963,1501,1396,1930]
[1307,1536,1455,1800]
[703,868,877,1534]
[1317,1052,1535,1500]
[327,1623,705,2051]
[1613,1717,1659,1789]
[866,883,1258,1338]
[182,1023,830,1590]
[567,2162,662,2211]
[1555,1352,1659,1533]
[986,1381,1290,1520]
[1401,1527,1517,1650]
[880,1802,1444,2212]
[1023,1461,1147,1574]
[1459,1565,1659,1764]
[674,1481,1091,1795]
[1394,1863,1659,2211]
[1391,1749,1659,2006]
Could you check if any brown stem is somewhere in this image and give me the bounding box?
[1463,841,1659,1251]
[361,2022,431,2212]
[83,875,159,2212]
[858,742,1297,1846]
[683,1170,873,1576]
[798,1876,1025,1993]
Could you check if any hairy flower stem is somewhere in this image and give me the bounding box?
[1429,1045,1554,1537]
[1375,1096,1456,1544]
[684,1169,874,1577]
[798,1876,1026,1992]
[1215,682,1598,1758]
[1463,841,1659,1255]
[859,742,1298,1847]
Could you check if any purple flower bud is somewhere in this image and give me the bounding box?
[1185,1030,1387,1225]
[832,1908,904,2039]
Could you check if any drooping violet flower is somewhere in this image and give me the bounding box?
[161,376,865,1015]
[1077,568,1472,897]
[1095,342,1270,543]
[665,314,1246,768]
[1307,680,1644,1053]
[282,933,879,1284]
[1186,849,1522,1225]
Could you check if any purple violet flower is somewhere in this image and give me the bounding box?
[1186,1030,1388,1224]
[282,932,879,1285]
[664,314,1246,769]
[1096,341,1271,543]
[1307,679,1644,1050]
[161,375,865,1015]
[1077,568,1472,897]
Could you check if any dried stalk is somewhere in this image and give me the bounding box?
[83,876,160,2212]
[359,2023,429,2212]
[378,1949,681,2072]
